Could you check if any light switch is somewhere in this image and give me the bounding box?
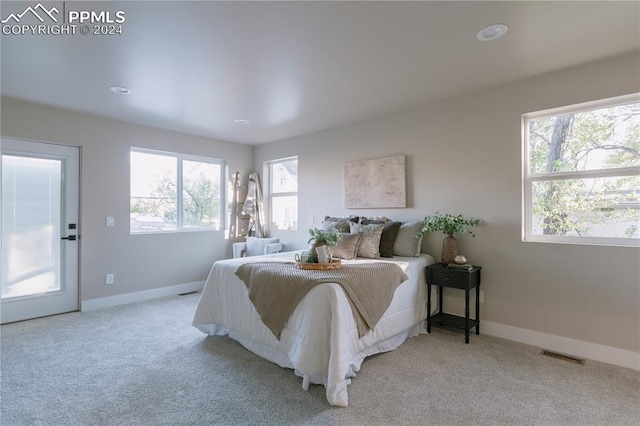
[106,217,115,227]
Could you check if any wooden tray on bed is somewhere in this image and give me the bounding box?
[295,257,342,270]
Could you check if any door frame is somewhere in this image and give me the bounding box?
[1,137,80,323]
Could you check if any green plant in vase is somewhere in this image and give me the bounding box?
[307,228,342,262]
[419,212,482,264]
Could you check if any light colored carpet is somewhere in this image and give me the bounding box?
[1,293,638,425]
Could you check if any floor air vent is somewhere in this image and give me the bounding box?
[540,349,585,365]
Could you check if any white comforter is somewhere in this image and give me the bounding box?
[192,251,435,406]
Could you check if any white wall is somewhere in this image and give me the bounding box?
[254,52,640,354]
[1,98,253,302]
[2,51,637,358]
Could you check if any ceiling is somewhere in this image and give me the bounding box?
[1,1,639,145]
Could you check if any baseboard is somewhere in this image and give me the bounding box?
[80,281,205,312]
[482,320,640,371]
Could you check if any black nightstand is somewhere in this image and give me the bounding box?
[425,263,482,343]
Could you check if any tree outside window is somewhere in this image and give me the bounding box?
[523,94,640,245]
[130,149,225,233]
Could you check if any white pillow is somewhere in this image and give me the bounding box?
[245,237,280,256]
[393,222,422,257]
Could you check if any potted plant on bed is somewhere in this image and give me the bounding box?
[418,212,482,265]
[307,228,342,263]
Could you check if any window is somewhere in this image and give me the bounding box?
[523,94,640,246]
[130,148,225,233]
[267,157,298,230]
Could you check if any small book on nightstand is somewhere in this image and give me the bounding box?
[447,263,473,270]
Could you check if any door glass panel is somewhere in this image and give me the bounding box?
[2,155,62,298]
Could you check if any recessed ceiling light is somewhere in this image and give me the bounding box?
[234,118,250,125]
[476,24,508,41]
[108,85,132,95]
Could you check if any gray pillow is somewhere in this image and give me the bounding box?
[349,222,384,258]
[393,222,422,257]
[246,237,280,256]
[322,216,359,233]
[332,233,363,260]
[359,216,389,225]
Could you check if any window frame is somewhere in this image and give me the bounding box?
[265,156,298,231]
[130,147,226,234]
[522,93,640,247]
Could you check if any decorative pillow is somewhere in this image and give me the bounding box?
[393,222,423,257]
[349,223,384,259]
[359,216,389,225]
[379,221,402,258]
[322,215,359,233]
[332,233,363,260]
[245,237,280,257]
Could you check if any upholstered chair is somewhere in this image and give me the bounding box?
[232,236,282,258]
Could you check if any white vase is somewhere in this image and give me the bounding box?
[316,245,331,264]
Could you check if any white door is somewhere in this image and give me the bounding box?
[1,138,79,324]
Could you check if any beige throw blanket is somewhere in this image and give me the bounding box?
[234,261,408,340]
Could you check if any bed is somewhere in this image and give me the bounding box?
[192,251,435,407]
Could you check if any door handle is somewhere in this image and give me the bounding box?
[61,235,77,241]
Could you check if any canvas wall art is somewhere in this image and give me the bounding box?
[344,155,406,208]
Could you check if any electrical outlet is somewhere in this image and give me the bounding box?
[105,274,114,285]
[106,217,115,227]
[479,290,484,303]
[310,214,315,224]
